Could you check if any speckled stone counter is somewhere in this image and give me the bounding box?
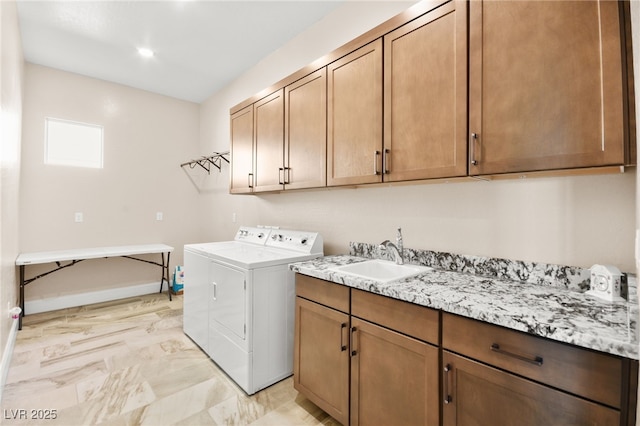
[289,247,639,360]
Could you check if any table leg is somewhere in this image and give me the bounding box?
[160,252,172,301]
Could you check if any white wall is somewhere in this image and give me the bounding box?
[196,1,637,272]
[0,0,24,395]
[19,64,202,301]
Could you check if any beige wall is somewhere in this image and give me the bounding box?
[1,0,24,377]
[20,64,202,301]
[199,1,637,272]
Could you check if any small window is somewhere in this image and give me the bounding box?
[45,117,103,168]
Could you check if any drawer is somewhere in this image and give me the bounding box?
[352,289,439,345]
[295,274,350,313]
[442,313,622,408]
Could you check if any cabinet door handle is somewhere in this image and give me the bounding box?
[443,363,452,404]
[490,343,543,366]
[470,133,479,166]
[278,167,284,185]
[373,151,380,175]
[248,173,254,188]
[212,282,217,300]
[284,167,291,184]
[383,149,390,174]
[350,326,358,356]
[340,323,348,351]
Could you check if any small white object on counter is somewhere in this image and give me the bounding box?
[585,264,625,302]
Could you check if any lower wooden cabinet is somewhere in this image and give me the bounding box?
[294,275,440,426]
[443,312,638,426]
[294,275,638,426]
[294,276,350,425]
[442,351,620,426]
[351,317,439,426]
[294,297,350,425]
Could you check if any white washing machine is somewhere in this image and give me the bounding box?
[183,226,323,394]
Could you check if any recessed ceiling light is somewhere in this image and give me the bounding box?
[137,47,154,58]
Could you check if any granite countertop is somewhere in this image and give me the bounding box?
[290,253,639,360]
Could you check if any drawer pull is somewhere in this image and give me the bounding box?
[470,132,479,166]
[491,343,543,366]
[383,149,390,174]
[284,166,291,184]
[340,323,347,351]
[351,326,358,356]
[373,151,380,175]
[443,364,452,404]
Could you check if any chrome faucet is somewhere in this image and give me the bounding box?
[379,227,404,265]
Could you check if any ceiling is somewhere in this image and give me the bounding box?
[16,1,344,103]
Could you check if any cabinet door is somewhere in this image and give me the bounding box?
[442,351,620,426]
[285,68,327,190]
[230,105,254,194]
[350,318,439,426]
[469,0,626,175]
[294,297,350,426]
[254,89,285,192]
[383,1,467,182]
[328,39,383,186]
[183,251,210,353]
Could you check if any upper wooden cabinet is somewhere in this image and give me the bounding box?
[468,0,631,175]
[285,68,327,190]
[383,0,468,182]
[327,39,383,186]
[229,105,254,194]
[253,89,285,192]
[230,0,635,193]
[230,70,327,193]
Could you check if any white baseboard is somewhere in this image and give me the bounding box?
[0,316,20,403]
[25,281,164,315]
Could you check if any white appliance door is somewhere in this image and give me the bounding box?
[208,261,252,393]
[210,261,247,341]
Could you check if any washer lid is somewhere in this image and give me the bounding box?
[207,245,321,269]
[184,241,243,257]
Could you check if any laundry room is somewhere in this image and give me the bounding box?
[1,0,640,424]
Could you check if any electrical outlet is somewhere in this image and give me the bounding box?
[75,212,83,223]
[156,212,163,221]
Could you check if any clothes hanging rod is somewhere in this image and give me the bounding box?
[180,151,230,174]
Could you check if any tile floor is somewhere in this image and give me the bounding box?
[1,293,339,425]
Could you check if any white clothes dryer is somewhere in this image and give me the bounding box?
[183,226,323,394]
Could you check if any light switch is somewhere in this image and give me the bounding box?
[156,212,163,221]
[75,212,83,223]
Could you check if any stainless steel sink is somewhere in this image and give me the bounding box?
[329,259,432,283]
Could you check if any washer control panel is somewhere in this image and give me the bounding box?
[232,226,323,254]
[234,226,270,245]
[267,229,323,254]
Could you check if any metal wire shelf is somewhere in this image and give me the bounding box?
[180,151,230,174]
